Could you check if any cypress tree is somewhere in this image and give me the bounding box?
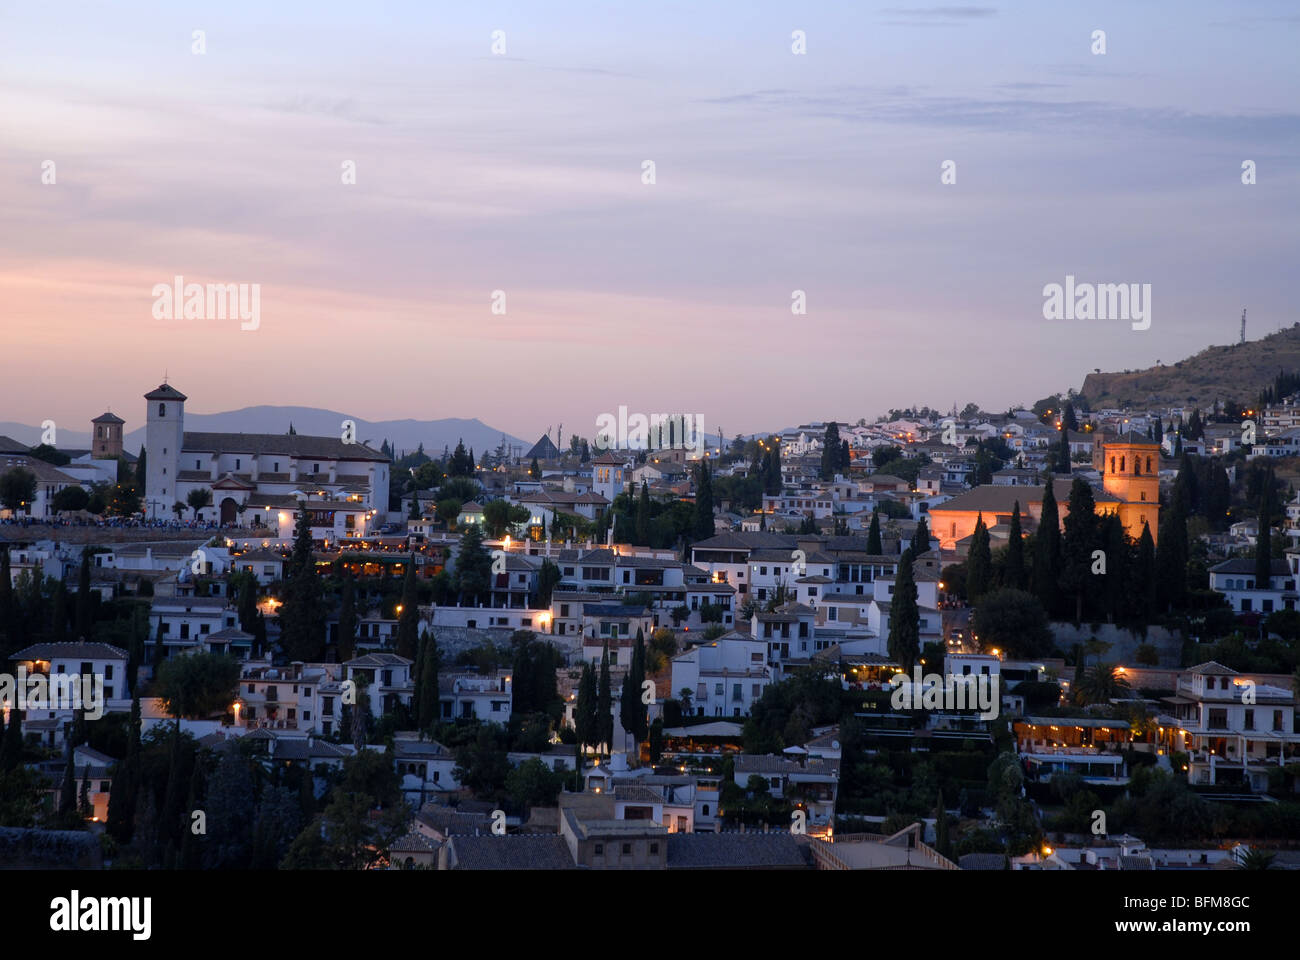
[1156,488,1189,611]
[159,721,186,854]
[106,697,140,842]
[934,790,952,860]
[1136,522,1157,623]
[1005,501,1026,590]
[597,643,613,756]
[1099,513,1128,624]
[59,743,76,822]
[253,611,268,660]
[416,629,439,728]
[0,545,12,657]
[575,661,597,756]
[694,462,714,540]
[75,547,92,640]
[966,514,992,603]
[635,482,651,546]
[1256,481,1273,590]
[619,630,648,750]
[395,558,419,660]
[237,574,258,634]
[913,515,930,554]
[179,755,206,869]
[50,579,68,642]
[1035,480,1062,616]
[337,572,356,661]
[280,502,325,661]
[866,510,883,554]
[79,763,92,819]
[1061,476,1100,624]
[1,707,23,772]
[888,549,920,670]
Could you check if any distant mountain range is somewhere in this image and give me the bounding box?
[0,406,529,459]
[1081,323,1300,409]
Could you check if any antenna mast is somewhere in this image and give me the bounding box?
[1241,309,1247,344]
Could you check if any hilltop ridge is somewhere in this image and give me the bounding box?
[1080,323,1300,408]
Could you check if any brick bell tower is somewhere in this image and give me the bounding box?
[1101,431,1160,545]
[91,411,125,459]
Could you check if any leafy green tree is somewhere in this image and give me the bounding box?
[537,559,561,608]
[0,468,37,515]
[506,757,564,810]
[454,725,510,799]
[186,488,213,519]
[436,497,462,528]
[51,486,90,513]
[155,653,240,719]
[972,588,1054,659]
[454,525,493,605]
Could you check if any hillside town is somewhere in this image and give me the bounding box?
[2,379,1300,871]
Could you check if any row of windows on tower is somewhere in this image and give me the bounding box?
[1110,455,1153,475]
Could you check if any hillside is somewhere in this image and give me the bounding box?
[1080,323,1300,409]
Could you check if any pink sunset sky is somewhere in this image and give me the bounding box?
[3,0,1297,442]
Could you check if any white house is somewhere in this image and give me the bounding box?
[671,633,772,718]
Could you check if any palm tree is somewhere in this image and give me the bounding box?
[679,687,694,716]
[1236,849,1276,870]
[1073,663,1131,706]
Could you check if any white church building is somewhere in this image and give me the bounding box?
[142,382,391,536]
